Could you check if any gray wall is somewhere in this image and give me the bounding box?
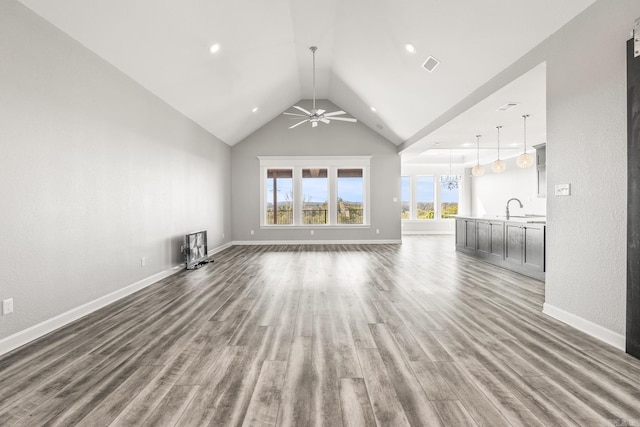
[231,99,401,242]
[0,1,231,340]
[543,0,635,339]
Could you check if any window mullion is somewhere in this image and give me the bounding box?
[434,175,441,219]
[328,167,337,225]
[293,167,302,225]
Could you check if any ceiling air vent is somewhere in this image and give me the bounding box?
[422,56,440,72]
[497,102,520,111]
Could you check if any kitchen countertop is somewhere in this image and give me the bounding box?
[454,215,546,224]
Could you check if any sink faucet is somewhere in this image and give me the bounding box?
[506,198,523,219]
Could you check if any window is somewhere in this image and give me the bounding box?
[266,169,293,224]
[401,176,411,219]
[416,176,435,219]
[302,168,328,224]
[337,169,364,224]
[440,176,460,219]
[401,173,463,220]
[259,156,370,227]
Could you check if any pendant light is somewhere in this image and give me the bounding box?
[441,149,459,190]
[516,114,534,168]
[491,125,506,173]
[471,135,484,177]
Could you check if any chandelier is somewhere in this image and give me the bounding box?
[441,149,459,190]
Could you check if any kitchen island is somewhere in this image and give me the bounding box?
[455,215,545,281]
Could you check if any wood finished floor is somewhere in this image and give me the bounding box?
[1,235,640,426]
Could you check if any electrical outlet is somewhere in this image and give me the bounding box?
[376,229,380,234]
[2,298,14,315]
[310,230,314,235]
[250,230,254,235]
[141,257,146,267]
[222,232,225,239]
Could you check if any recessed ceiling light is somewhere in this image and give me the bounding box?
[462,142,472,147]
[511,143,519,147]
[209,43,221,54]
[371,107,377,112]
[251,107,259,113]
[405,43,416,54]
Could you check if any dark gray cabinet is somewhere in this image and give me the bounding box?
[505,223,524,265]
[455,218,476,254]
[455,217,545,280]
[476,220,505,263]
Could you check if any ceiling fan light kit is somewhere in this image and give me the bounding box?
[284,47,357,129]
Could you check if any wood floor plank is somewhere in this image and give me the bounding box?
[338,378,377,427]
[2,237,640,426]
[434,361,511,427]
[368,323,443,426]
[276,336,312,427]
[356,348,411,426]
[140,385,199,427]
[432,400,479,427]
[242,360,287,427]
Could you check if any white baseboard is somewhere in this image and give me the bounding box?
[0,242,235,357]
[401,231,455,235]
[542,303,625,351]
[0,266,180,357]
[208,241,233,256]
[232,239,402,246]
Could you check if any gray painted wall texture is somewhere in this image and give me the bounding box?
[543,0,637,337]
[231,99,401,242]
[0,1,232,340]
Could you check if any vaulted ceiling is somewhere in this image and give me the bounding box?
[18,0,596,156]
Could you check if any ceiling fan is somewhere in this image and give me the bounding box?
[284,46,357,129]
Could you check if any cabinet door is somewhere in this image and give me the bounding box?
[523,226,545,272]
[465,220,476,250]
[455,219,466,248]
[489,222,505,261]
[505,224,524,265]
[476,220,490,256]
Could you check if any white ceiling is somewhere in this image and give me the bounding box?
[403,62,547,167]
[18,0,595,156]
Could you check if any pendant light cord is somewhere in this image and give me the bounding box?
[522,114,529,153]
[476,135,481,165]
[496,125,502,159]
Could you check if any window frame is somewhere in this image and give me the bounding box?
[258,156,371,228]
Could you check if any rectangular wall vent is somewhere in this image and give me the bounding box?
[422,56,440,72]
[497,102,520,111]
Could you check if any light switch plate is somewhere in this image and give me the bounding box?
[2,298,14,315]
[555,183,571,196]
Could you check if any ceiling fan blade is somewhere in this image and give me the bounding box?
[320,118,331,124]
[289,119,308,129]
[312,121,318,128]
[327,116,357,123]
[315,109,325,116]
[283,112,308,117]
[293,105,312,115]
[324,110,346,117]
